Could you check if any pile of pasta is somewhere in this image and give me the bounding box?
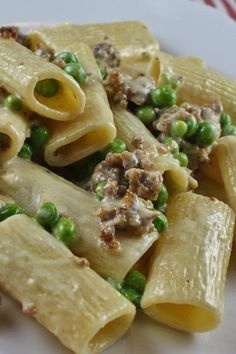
[0,21,236,354]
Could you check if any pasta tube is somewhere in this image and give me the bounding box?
[211,136,236,217]
[72,21,160,79]
[30,30,116,167]
[41,22,159,59]
[142,192,235,332]
[0,38,85,121]
[119,56,160,80]
[0,107,28,163]
[31,23,160,80]
[112,106,197,192]
[157,51,236,120]
[0,214,135,354]
[0,158,158,281]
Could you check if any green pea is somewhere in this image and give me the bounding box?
[174,152,189,167]
[96,59,108,80]
[153,212,168,233]
[221,124,236,137]
[185,115,198,138]
[107,277,122,291]
[55,51,78,64]
[30,125,49,149]
[107,138,126,154]
[95,181,107,201]
[150,85,177,108]
[64,63,87,85]
[18,143,32,159]
[135,105,156,125]
[35,79,59,97]
[120,287,142,309]
[163,137,179,154]
[171,120,188,138]
[153,184,168,209]
[0,203,22,222]
[5,95,22,111]
[36,202,59,228]
[220,113,231,128]
[53,216,77,246]
[124,270,147,293]
[195,121,218,147]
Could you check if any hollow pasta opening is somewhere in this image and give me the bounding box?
[89,313,133,353]
[146,302,218,332]
[34,80,80,114]
[48,127,114,166]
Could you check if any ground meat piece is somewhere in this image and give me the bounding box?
[128,75,155,105]
[100,226,120,250]
[153,101,222,172]
[201,101,223,123]
[104,71,155,107]
[181,101,223,124]
[104,71,129,107]
[51,58,66,68]
[154,101,223,135]
[91,139,163,246]
[93,39,120,68]
[132,149,154,170]
[22,303,36,316]
[125,168,162,200]
[0,26,17,39]
[103,179,119,198]
[70,256,90,267]
[0,26,31,48]
[92,146,161,200]
[105,152,123,167]
[121,151,139,169]
[132,135,144,150]
[153,105,191,133]
[34,42,54,60]
[92,157,123,189]
[98,191,158,239]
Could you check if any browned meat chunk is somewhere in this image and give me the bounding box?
[34,42,55,60]
[98,192,158,246]
[91,138,163,248]
[0,26,31,48]
[93,39,120,68]
[104,71,155,107]
[126,168,162,200]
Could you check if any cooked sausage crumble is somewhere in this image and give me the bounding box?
[91,138,162,250]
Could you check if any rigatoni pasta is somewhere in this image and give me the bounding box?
[0,213,135,354]
[0,37,85,121]
[0,157,158,281]
[209,136,236,218]
[0,107,28,163]
[30,22,160,79]
[157,51,236,120]
[42,21,159,59]
[30,28,116,166]
[0,19,236,354]
[112,105,196,193]
[72,21,160,79]
[142,192,234,332]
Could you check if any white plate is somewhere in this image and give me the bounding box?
[0,1,236,353]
